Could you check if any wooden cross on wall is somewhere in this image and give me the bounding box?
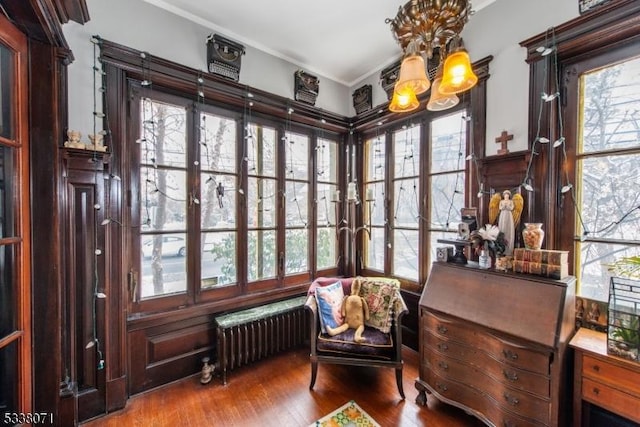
[495,130,513,155]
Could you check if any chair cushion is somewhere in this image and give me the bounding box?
[317,326,394,360]
[314,281,344,333]
[357,277,400,334]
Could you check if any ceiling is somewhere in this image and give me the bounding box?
[142,0,497,86]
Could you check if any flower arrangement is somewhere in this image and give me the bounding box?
[469,224,507,257]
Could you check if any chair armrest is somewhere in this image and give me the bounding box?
[393,291,409,322]
[304,294,317,314]
[305,295,319,353]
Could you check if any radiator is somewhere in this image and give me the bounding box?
[215,296,309,384]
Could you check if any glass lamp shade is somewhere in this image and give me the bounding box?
[439,49,478,95]
[427,76,460,111]
[395,53,430,95]
[388,83,419,113]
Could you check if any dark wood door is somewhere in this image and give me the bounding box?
[0,11,32,419]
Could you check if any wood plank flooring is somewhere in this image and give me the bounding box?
[82,346,483,426]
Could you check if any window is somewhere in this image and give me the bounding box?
[428,111,468,266]
[573,55,640,301]
[392,125,421,281]
[284,130,310,275]
[131,87,330,311]
[364,135,386,272]
[246,121,277,282]
[362,108,469,285]
[316,138,339,270]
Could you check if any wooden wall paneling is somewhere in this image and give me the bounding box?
[62,150,110,422]
[477,152,530,243]
[127,315,216,394]
[102,62,128,414]
[28,38,68,423]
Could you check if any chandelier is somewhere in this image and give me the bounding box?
[387,0,478,112]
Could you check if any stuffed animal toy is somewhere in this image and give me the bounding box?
[326,280,369,343]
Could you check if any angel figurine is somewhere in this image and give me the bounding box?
[488,189,523,256]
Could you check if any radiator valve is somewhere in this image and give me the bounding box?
[200,356,214,385]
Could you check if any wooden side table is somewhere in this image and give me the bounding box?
[569,328,640,426]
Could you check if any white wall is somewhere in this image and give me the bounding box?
[65,0,580,150]
[63,0,351,138]
[350,0,579,156]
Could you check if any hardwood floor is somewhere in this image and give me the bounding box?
[82,346,483,426]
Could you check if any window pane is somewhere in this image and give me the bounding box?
[248,177,276,228]
[0,244,16,338]
[285,131,309,181]
[0,340,18,415]
[365,227,385,271]
[140,233,187,298]
[285,181,308,227]
[247,124,276,177]
[317,227,337,270]
[248,230,276,281]
[317,183,337,226]
[580,56,640,154]
[431,112,466,174]
[201,174,236,229]
[140,168,187,231]
[429,231,458,272]
[286,229,308,274]
[202,231,236,287]
[365,137,385,181]
[394,178,419,227]
[578,241,638,301]
[430,172,465,230]
[200,113,236,173]
[0,44,14,140]
[394,125,420,178]
[0,146,15,238]
[366,183,385,226]
[317,139,338,183]
[578,154,640,240]
[393,229,419,281]
[140,100,186,168]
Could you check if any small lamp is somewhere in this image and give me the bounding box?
[439,39,478,95]
[395,40,430,95]
[427,67,460,111]
[389,82,419,113]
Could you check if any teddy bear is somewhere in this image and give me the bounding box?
[326,280,369,343]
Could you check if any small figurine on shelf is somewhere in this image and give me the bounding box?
[64,129,85,149]
[87,133,108,152]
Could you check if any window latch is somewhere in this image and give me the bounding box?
[128,269,138,303]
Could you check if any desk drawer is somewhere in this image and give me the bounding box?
[582,377,640,423]
[583,354,640,398]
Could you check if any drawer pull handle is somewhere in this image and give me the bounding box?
[503,392,519,406]
[437,325,448,334]
[437,343,449,351]
[592,365,600,372]
[502,369,519,382]
[592,387,600,395]
[436,382,448,392]
[438,361,449,370]
[503,349,519,360]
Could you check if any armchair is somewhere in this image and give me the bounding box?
[305,277,408,399]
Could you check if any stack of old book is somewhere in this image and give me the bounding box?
[513,248,569,280]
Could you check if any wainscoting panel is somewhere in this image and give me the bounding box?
[128,315,216,395]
